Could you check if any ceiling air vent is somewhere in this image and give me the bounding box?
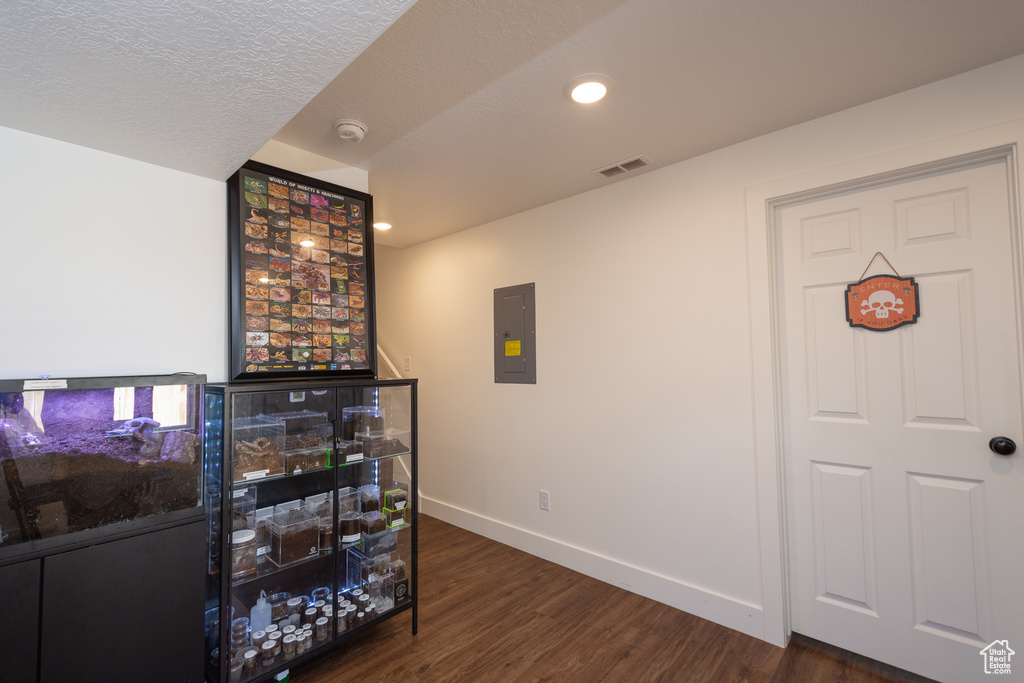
[593,155,651,179]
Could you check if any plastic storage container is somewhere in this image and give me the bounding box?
[337,437,364,464]
[338,511,361,545]
[358,484,380,513]
[231,487,257,532]
[341,406,382,440]
[385,507,407,530]
[383,483,408,511]
[360,511,386,536]
[284,448,308,474]
[252,506,274,560]
[230,529,258,581]
[304,493,333,554]
[232,416,285,481]
[274,411,331,450]
[338,487,358,513]
[266,508,319,566]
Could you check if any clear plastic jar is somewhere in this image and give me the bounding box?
[315,616,329,643]
[230,530,257,581]
[242,649,257,677]
[339,511,361,544]
[319,516,333,552]
[230,616,249,637]
[229,617,250,653]
[228,658,243,683]
[269,592,291,622]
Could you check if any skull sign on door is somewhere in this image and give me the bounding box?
[864,289,902,318]
[845,274,920,331]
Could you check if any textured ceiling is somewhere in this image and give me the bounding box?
[4,0,1024,248]
[277,0,1024,247]
[0,0,417,181]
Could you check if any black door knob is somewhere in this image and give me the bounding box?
[989,437,1016,456]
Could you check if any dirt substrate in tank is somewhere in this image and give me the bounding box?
[0,427,201,541]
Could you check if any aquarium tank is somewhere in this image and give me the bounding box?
[0,374,205,549]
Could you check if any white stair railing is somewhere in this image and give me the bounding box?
[377,344,403,380]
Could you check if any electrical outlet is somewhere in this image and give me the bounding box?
[539,490,550,511]
[404,357,412,372]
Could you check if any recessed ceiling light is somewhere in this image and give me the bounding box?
[563,73,613,104]
[374,222,392,230]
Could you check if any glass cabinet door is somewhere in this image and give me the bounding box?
[224,389,338,682]
[335,383,414,634]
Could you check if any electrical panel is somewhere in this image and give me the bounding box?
[493,283,536,384]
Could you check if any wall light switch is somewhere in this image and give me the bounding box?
[404,357,412,372]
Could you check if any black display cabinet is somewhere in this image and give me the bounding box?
[0,374,207,683]
[203,378,417,683]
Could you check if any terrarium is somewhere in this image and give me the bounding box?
[0,374,204,549]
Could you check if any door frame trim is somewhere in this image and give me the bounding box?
[745,122,1024,647]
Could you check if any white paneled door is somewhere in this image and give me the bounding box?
[778,155,1024,682]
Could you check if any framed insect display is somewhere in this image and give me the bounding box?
[228,160,376,381]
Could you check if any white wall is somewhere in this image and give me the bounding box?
[251,139,369,194]
[375,54,1024,642]
[0,127,227,381]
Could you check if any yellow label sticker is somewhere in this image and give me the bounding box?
[505,340,521,357]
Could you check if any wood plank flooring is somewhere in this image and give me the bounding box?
[293,515,935,683]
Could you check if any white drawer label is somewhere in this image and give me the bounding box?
[24,379,68,390]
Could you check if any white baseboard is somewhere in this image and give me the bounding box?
[421,496,769,643]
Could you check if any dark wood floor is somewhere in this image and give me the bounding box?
[293,515,935,682]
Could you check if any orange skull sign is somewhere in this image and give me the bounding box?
[845,274,920,331]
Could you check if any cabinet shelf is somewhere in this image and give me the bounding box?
[230,552,331,589]
[232,463,333,487]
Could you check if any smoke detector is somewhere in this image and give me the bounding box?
[334,119,367,142]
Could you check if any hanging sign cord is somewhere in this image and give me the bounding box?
[858,252,902,281]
